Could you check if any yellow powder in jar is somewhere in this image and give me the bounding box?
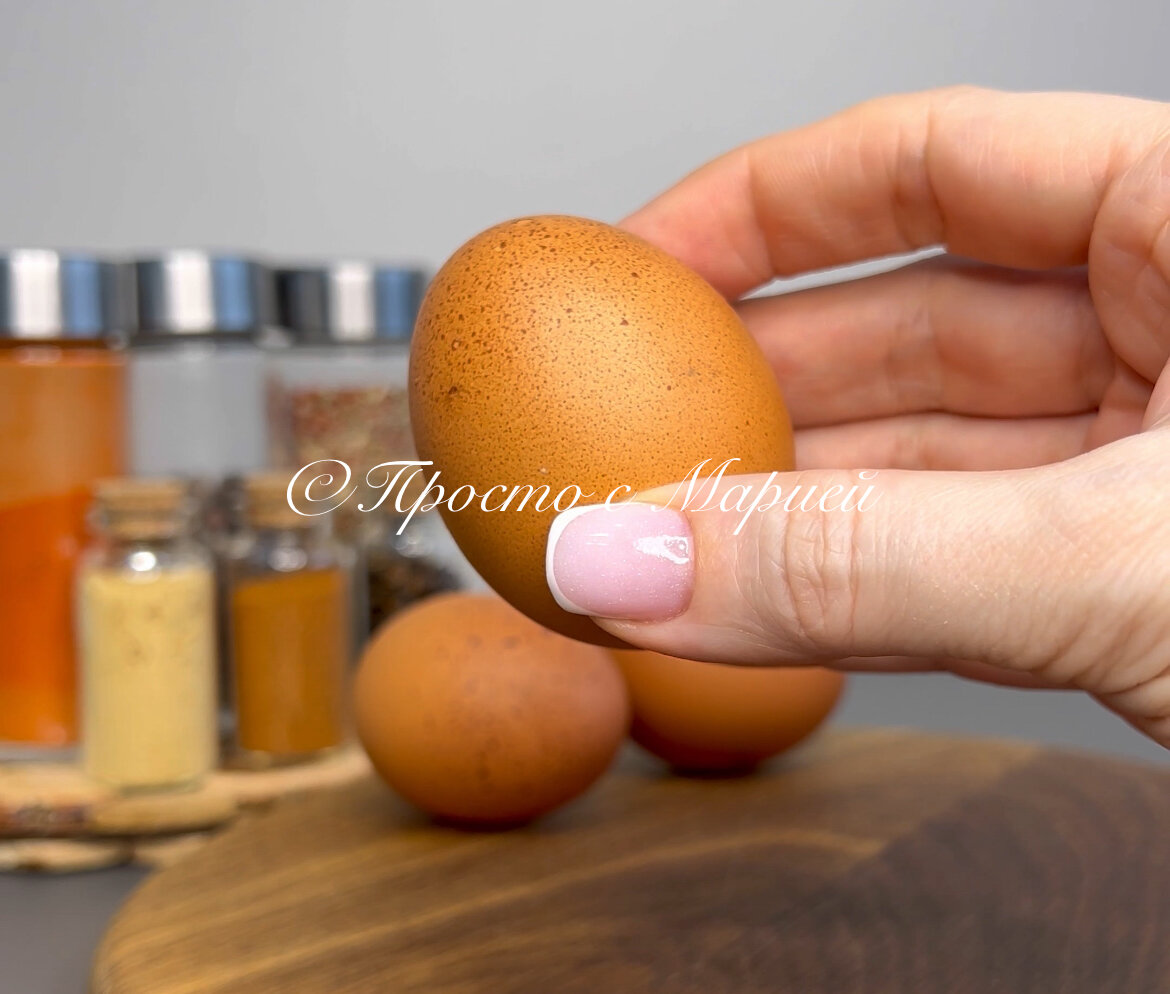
[79,565,217,791]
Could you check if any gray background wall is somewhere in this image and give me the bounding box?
[1,0,1168,761]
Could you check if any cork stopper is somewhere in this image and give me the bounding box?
[95,477,190,540]
[243,473,312,530]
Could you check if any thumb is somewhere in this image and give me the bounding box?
[544,466,1066,671]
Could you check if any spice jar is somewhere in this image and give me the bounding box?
[78,478,217,791]
[270,264,467,635]
[0,251,128,755]
[361,512,466,634]
[226,473,353,766]
[269,262,423,514]
[129,254,275,741]
[128,253,273,490]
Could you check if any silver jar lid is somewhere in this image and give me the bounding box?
[0,250,127,339]
[276,263,426,344]
[133,252,271,337]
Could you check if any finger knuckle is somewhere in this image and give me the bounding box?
[752,472,862,653]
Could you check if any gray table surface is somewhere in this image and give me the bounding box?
[2,673,1165,994]
[0,867,145,994]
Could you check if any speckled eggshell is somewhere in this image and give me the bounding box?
[410,215,794,645]
[612,649,845,773]
[353,593,630,825]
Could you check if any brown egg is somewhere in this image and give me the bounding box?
[612,649,845,773]
[410,215,793,646]
[354,592,629,825]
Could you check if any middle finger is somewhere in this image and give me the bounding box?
[739,257,1113,428]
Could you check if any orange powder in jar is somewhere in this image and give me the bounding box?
[0,490,91,744]
[0,345,126,747]
[230,568,349,759]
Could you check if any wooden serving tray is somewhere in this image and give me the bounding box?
[92,729,1170,994]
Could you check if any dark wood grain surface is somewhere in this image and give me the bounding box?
[92,729,1170,994]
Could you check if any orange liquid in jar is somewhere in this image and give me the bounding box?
[0,345,126,747]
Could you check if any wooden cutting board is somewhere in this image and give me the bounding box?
[92,729,1170,994]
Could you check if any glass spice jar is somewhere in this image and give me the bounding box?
[270,263,467,637]
[0,252,129,756]
[129,253,276,743]
[268,263,425,516]
[225,473,354,766]
[78,478,218,792]
[128,252,274,509]
[360,511,468,635]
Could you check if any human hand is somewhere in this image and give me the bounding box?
[544,88,1170,747]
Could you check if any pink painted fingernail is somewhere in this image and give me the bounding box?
[545,502,694,621]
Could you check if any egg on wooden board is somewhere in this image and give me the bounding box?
[354,592,629,825]
[410,215,793,646]
[612,649,845,773]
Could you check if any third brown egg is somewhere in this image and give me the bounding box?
[612,649,845,773]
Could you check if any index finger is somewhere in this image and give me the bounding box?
[621,87,1170,298]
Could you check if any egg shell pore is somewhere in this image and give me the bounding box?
[410,215,795,645]
[354,593,630,824]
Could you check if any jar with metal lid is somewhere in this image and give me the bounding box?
[0,251,128,755]
[269,263,464,636]
[78,478,217,792]
[128,253,273,490]
[225,473,354,766]
[269,263,421,491]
